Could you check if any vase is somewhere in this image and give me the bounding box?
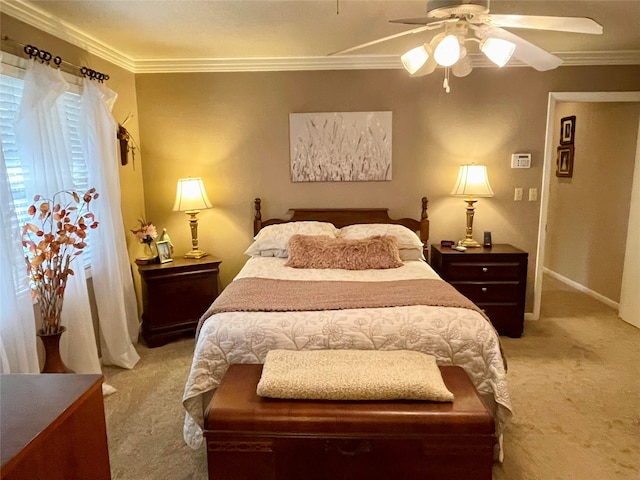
[140,242,157,260]
[37,326,74,373]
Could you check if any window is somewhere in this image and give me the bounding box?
[0,73,93,276]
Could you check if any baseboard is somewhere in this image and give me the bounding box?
[542,267,619,310]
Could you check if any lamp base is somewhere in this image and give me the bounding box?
[459,238,482,248]
[184,249,209,259]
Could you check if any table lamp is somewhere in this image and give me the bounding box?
[451,164,493,248]
[172,177,212,259]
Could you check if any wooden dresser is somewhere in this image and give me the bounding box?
[0,374,110,480]
[138,256,221,347]
[430,244,528,337]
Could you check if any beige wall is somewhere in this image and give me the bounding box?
[4,12,640,314]
[1,14,147,314]
[135,66,640,312]
[545,101,640,302]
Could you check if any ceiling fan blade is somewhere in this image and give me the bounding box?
[477,26,562,71]
[482,14,603,34]
[329,25,432,56]
[389,17,446,26]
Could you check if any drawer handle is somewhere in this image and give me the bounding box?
[328,440,371,456]
[481,287,488,293]
[482,267,488,273]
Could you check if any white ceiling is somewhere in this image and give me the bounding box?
[3,0,640,73]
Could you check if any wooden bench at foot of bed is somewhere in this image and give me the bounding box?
[204,364,496,480]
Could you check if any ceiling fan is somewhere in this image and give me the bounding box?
[330,0,603,90]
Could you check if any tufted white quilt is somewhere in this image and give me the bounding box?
[182,257,512,457]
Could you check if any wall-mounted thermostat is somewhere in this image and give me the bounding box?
[511,153,531,168]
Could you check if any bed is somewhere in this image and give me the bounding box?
[182,197,512,460]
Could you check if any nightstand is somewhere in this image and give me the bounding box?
[137,256,221,347]
[430,244,527,337]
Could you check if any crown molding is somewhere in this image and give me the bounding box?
[1,0,135,71]
[3,0,639,74]
[557,50,640,66]
[134,51,640,74]
[133,55,404,73]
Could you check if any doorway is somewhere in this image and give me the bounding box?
[533,91,640,323]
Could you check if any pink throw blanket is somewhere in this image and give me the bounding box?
[196,278,489,337]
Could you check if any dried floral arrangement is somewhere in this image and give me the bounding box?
[131,219,157,245]
[21,189,99,335]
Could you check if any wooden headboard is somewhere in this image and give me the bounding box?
[253,197,429,253]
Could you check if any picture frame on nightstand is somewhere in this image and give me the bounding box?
[156,240,173,263]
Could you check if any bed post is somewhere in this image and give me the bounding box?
[254,198,262,236]
[420,197,430,259]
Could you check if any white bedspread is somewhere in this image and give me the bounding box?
[182,258,512,453]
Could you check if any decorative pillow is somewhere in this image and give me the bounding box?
[339,223,425,260]
[285,234,403,270]
[397,248,424,261]
[244,221,339,257]
[257,349,454,401]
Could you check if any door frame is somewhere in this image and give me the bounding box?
[533,91,640,320]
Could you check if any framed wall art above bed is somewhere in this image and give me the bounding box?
[289,111,392,182]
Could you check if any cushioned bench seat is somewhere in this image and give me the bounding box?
[204,363,495,480]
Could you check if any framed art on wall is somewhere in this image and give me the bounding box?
[289,111,392,182]
[560,115,576,145]
[556,145,574,177]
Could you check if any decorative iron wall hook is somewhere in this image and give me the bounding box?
[117,115,137,167]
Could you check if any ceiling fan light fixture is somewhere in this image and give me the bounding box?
[433,34,461,67]
[452,56,473,77]
[401,44,430,74]
[480,37,516,67]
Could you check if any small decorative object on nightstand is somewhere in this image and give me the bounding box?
[430,244,527,337]
[137,256,221,347]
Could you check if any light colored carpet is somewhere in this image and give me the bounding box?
[103,275,639,479]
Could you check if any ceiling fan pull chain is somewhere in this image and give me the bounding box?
[443,68,451,93]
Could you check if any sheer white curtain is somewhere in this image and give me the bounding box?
[13,60,101,374]
[0,129,39,374]
[81,78,140,369]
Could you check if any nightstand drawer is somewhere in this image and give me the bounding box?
[444,262,522,281]
[452,282,521,302]
[148,276,216,325]
[475,304,524,338]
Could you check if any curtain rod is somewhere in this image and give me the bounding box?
[1,36,110,83]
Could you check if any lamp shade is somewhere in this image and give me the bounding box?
[451,165,494,197]
[172,177,212,212]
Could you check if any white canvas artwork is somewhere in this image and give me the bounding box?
[290,112,392,182]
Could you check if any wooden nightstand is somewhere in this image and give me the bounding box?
[137,256,221,347]
[430,244,528,337]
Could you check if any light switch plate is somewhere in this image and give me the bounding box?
[511,153,531,168]
[514,187,523,201]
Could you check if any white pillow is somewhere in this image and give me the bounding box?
[338,223,425,260]
[244,221,339,257]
